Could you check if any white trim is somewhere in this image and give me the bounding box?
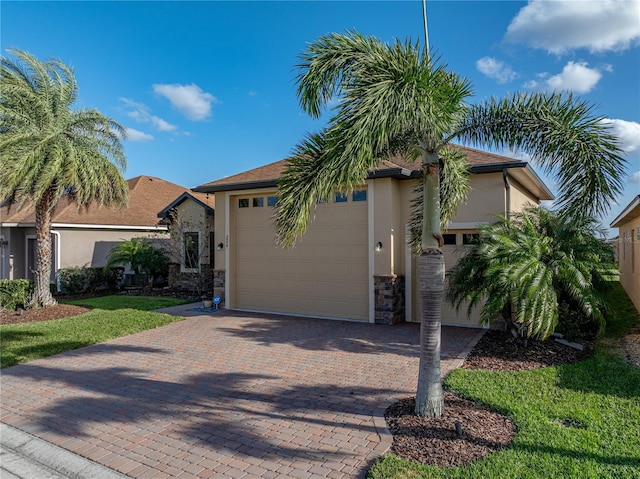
[367,180,375,323]
[445,222,490,230]
[51,231,61,291]
[610,195,640,228]
[1,222,167,231]
[405,224,413,322]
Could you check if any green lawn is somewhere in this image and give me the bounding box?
[368,282,640,479]
[64,295,194,311]
[0,296,192,368]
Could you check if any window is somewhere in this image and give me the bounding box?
[443,234,456,245]
[184,232,199,270]
[253,197,264,207]
[238,198,249,208]
[335,192,348,203]
[352,189,367,202]
[463,233,479,245]
[267,196,278,207]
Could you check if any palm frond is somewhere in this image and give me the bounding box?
[455,92,627,220]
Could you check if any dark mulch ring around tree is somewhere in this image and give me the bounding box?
[385,393,515,468]
[385,329,593,468]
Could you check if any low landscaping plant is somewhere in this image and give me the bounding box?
[0,279,33,311]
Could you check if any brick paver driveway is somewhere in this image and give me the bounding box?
[1,308,483,478]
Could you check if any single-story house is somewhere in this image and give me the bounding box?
[0,176,194,282]
[183,146,553,327]
[610,195,640,312]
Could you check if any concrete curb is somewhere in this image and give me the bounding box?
[0,424,128,479]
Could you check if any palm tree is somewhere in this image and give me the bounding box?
[447,208,615,340]
[106,238,169,292]
[0,49,129,307]
[274,31,626,417]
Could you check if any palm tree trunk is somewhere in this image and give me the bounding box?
[32,188,57,307]
[415,150,444,417]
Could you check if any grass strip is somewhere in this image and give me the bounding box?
[64,295,194,311]
[1,309,184,368]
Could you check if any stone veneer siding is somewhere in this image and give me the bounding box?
[167,262,215,295]
[213,269,225,307]
[374,274,405,324]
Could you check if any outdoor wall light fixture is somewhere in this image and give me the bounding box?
[217,242,224,251]
[375,241,383,252]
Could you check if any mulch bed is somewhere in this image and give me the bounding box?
[385,392,515,467]
[385,329,594,468]
[0,304,90,325]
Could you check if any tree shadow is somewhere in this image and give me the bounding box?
[555,353,640,399]
[216,311,476,360]
[515,443,640,468]
[1,342,167,369]
[4,362,397,465]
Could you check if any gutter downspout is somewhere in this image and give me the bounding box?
[502,168,511,220]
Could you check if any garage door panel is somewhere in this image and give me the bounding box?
[234,194,369,321]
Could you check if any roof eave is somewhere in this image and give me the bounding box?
[610,195,640,228]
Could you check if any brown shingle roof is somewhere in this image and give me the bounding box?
[193,146,523,193]
[1,176,193,227]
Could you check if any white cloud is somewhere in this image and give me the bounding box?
[629,171,640,183]
[546,61,602,93]
[506,0,640,54]
[525,61,602,93]
[119,98,177,132]
[600,118,640,153]
[249,90,258,97]
[153,83,218,121]
[124,127,154,142]
[476,57,517,84]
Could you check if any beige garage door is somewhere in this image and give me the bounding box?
[233,192,369,320]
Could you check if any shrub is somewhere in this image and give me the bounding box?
[58,267,88,294]
[57,266,123,295]
[0,279,33,311]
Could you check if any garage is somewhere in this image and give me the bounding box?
[232,190,369,320]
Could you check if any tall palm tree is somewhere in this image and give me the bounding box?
[0,49,129,307]
[274,31,626,417]
[447,207,615,340]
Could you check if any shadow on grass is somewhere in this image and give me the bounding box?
[515,443,640,468]
[556,351,640,399]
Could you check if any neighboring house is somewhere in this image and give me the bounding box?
[610,195,640,312]
[186,146,553,327]
[0,176,193,283]
[157,191,216,294]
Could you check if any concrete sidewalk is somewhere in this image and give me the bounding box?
[1,308,484,478]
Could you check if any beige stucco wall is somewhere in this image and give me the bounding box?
[618,216,640,312]
[57,228,169,269]
[214,170,545,326]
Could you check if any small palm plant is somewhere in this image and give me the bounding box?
[106,238,169,292]
[447,207,616,340]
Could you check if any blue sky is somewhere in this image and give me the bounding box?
[2,0,639,232]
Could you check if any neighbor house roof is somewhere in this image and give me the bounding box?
[157,191,215,220]
[610,195,640,228]
[192,145,554,201]
[1,176,194,228]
